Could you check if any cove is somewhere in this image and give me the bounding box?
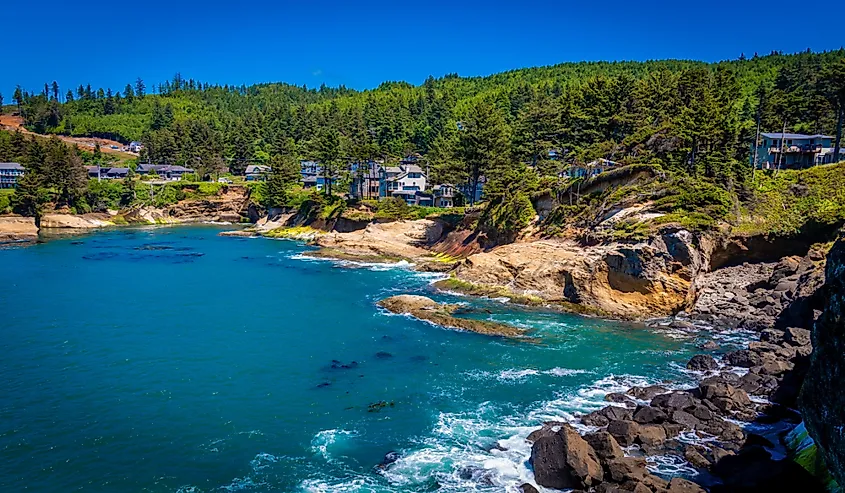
[0,226,721,492]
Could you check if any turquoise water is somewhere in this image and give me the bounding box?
[1,226,715,492]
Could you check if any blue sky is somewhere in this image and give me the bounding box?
[3,0,843,98]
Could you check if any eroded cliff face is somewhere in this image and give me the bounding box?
[450,228,708,319]
[801,233,845,487]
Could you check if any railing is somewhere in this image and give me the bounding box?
[768,145,823,153]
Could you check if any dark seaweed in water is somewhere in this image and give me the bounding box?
[135,244,175,251]
[375,351,393,359]
[329,360,360,370]
[82,252,120,261]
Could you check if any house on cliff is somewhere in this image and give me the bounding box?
[752,133,835,169]
[0,162,24,189]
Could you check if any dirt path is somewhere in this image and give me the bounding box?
[0,114,137,159]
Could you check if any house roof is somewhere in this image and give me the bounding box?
[138,164,193,173]
[245,165,271,174]
[585,158,621,167]
[302,176,318,184]
[761,133,833,140]
[0,162,24,170]
[105,167,129,174]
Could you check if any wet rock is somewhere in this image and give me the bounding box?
[379,451,401,468]
[632,406,668,424]
[684,446,711,469]
[605,393,637,407]
[699,340,720,350]
[530,425,603,489]
[607,420,641,447]
[519,484,539,493]
[628,385,667,400]
[667,477,707,493]
[686,354,718,371]
[527,424,558,443]
[584,431,624,461]
[783,327,811,347]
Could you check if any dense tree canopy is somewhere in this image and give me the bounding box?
[8,49,845,197]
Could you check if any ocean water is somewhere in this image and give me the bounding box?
[0,226,739,492]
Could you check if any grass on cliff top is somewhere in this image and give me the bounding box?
[434,276,607,317]
[263,225,322,239]
[734,162,845,237]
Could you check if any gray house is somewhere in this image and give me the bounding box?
[0,162,24,189]
[136,164,194,181]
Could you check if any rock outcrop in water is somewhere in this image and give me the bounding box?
[0,215,38,242]
[377,295,526,338]
[801,233,845,487]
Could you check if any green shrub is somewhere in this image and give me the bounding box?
[0,190,13,214]
[482,191,536,235]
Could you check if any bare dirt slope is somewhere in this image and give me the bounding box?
[0,114,137,158]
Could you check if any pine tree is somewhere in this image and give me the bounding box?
[135,78,145,97]
[457,99,511,204]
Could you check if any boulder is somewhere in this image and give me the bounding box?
[636,424,667,446]
[667,477,707,493]
[783,327,811,347]
[633,406,669,424]
[607,420,641,447]
[651,391,696,411]
[605,392,637,407]
[684,446,712,469]
[606,457,648,482]
[519,484,540,493]
[582,406,633,427]
[686,354,719,371]
[699,341,720,350]
[724,349,758,368]
[527,425,557,443]
[687,403,714,421]
[584,431,624,461]
[530,425,603,489]
[699,381,752,411]
[662,422,686,438]
[760,328,785,345]
[628,385,667,400]
[670,409,701,429]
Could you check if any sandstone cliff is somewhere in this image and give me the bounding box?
[0,215,38,242]
[448,228,707,319]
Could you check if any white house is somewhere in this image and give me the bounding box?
[380,164,427,199]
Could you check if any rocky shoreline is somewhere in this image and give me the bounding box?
[516,242,836,492]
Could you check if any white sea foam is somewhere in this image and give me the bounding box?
[311,429,358,461]
[465,367,590,383]
[249,452,280,471]
[219,476,267,492]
